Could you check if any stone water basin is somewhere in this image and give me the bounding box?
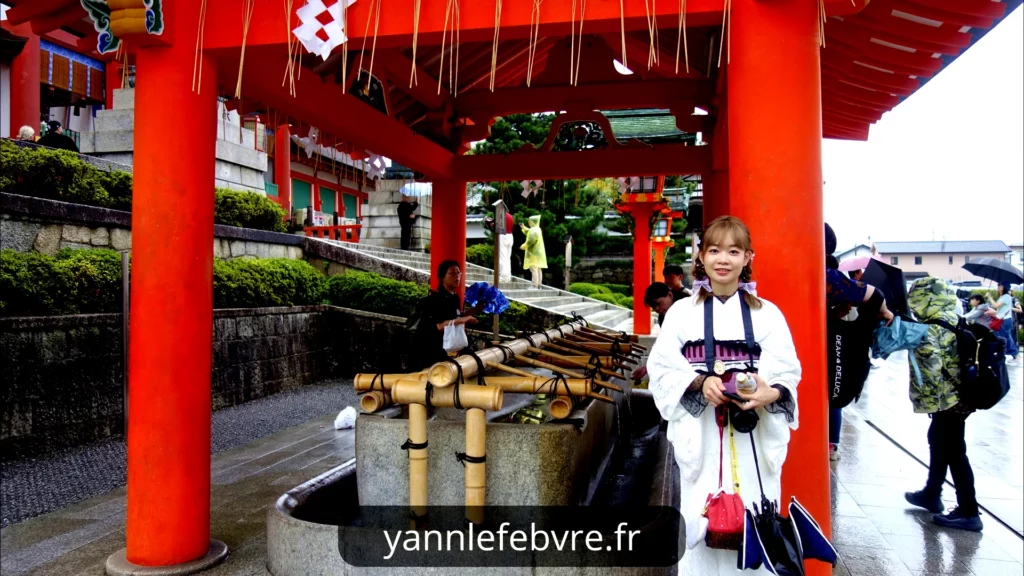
[267,392,679,575]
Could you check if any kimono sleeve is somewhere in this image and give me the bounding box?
[646,303,699,423]
[756,301,802,430]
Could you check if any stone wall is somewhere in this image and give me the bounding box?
[570,264,634,286]
[361,179,431,250]
[0,306,410,459]
[80,89,269,194]
[0,192,305,259]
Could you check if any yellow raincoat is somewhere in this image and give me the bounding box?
[520,215,547,269]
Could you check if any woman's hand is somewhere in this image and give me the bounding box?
[702,376,728,407]
[459,316,479,326]
[733,373,781,411]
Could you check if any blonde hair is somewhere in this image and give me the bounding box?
[693,215,763,310]
[17,126,35,140]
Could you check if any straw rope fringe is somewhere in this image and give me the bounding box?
[716,0,731,68]
[675,0,688,74]
[489,0,501,90]
[281,0,298,97]
[191,0,208,93]
[342,0,349,93]
[438,0,461,96]
[644,0,659,69]
[410,0,422,87]
[235,0,256,98]
[618,0,627,68]
[528,0,542,87]
[818,0,827,48]
[572,0,586,85]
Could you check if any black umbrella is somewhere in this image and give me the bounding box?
[963,258,1024,286]
[861,258,909,317]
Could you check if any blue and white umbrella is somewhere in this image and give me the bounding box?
[399,182,432,197]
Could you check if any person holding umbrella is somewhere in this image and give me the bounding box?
[986,284,1020,365]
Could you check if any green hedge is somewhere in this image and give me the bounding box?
[2,141,286,232]
[466,243,495,268]
[1,248,326,315]
[213,258,325,308]
[568,282,612,297]
[214,188,288,232]
[603,283,630,296]
[1,139,131,210]
[325,271,429,317]
[0,248,123,315]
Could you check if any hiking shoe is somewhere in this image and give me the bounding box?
[933,507,983,532]
[905,491,944,513]
[829,444,841,461]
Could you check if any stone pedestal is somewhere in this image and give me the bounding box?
[80,89,269,195]
[362,179,431,250]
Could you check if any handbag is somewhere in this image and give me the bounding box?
[443,320,468,352]
[989,316,1004,331]
[703,407,746,550]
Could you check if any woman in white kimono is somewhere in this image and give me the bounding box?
[647,216,802,575]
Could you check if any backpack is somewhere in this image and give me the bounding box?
[925,318,1009,410]
[406,294,431,333]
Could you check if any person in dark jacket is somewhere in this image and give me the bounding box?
[36,121,79,152]
[410,260,483,370]
[397,196,419,250]
[662,264,692,303]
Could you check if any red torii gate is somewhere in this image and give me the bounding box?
[7,0,1015,573]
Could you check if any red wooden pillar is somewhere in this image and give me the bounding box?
[727,0,829,559]
[653,245,667,283]
[7,22,40,138]
[118,0,227,570]
[631,214,653,335]
[430,180,467,302]
[275,124,293,215]
[105,60,123,110]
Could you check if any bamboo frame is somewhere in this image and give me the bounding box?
[548,396,574,419]
[465,407,486,523]
[408,402,428,518]
[528,346,623,380]
[552,336,639,365]
[426,323,583,387]
[578,326,646,351]
[541,341,631,370]
[513,354,624,393]
[360,390,393,413]
[354,370,428,391]
[564,334,640,357]
[391,380,504,410]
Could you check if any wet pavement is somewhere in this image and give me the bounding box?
[831,350,1024,576]
[0,357,1021,575]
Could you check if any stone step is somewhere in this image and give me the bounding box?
[112,88,134,110]
[81,130,134,154]
[586,308,631,328]
[550,302,609,317]
[502,288,560,299]
[516,295,587,308]
[94,109,134,132]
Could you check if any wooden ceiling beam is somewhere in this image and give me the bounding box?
[454,144,711,181]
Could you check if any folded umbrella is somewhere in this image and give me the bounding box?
[788,497,837,566]
[464,282,511,315]
[861,259,910,317]
[962,258,1023,286]
[872,316,927,387]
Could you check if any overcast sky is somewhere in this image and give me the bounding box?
[823,5,1024,252]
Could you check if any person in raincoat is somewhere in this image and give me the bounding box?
[904,277,982,532]
[520,215,547,289]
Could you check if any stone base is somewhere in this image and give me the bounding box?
[105,540,228,576]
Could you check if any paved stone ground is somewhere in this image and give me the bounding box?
[2,360,1022,576]
[831,351,1024,576]
[1,380,359,529]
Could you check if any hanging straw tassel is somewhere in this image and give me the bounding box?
[675,0,688,74]
[818,0,827,48]
[235,0,256,99]
[489,0,501,90]
[342,0,349,93]
[407,0,419,87]
[438,0,461,96]
[357,0,383,93]
[569,0,586,86]
[191,0,208,93]
[716,0,731,68]
[618,0,627,68]
[281,0,298,97]
[644,0,659,69]
[528,0,542,87]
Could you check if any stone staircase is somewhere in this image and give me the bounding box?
[318,241,658,334]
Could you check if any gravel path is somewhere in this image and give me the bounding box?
[0,380,359,528]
